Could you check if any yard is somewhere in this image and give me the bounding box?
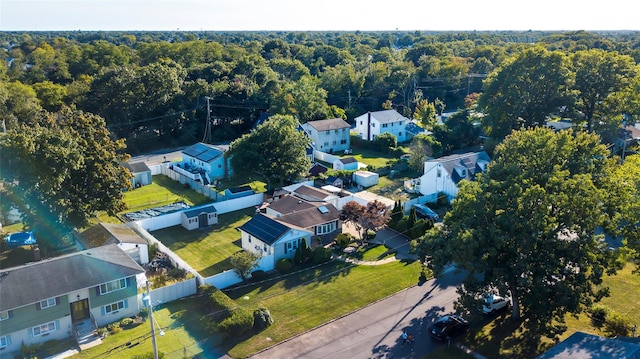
[151,207,256,277]
[123,175,211,212]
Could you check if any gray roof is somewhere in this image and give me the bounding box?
[124,161,151,174]
[305,118,351,132]
[536,331,640,359]
[405,122,431,136]
[277,203,340,229]
[182,142,227,163]
[428,151,491,184]
[339,157,357,164]
[370,110,407,124]
[293,185,332,202]
[238,213,291,245]
[0,244,144,311]
[267,195,317,215]
[78,223,148,249]
[182,204,217,219]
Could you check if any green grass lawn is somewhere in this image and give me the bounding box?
[151,208,255,276]
[123,175,212,212]
[350,148,396,168]
[223,259,424,358]
[70,295,220,359]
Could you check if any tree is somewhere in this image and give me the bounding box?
[228,114,311,189]
[479,46,570,140]
[610,154,640,269]
[408,134,441,173]
[413,99,437,129]
[422,128,620,339]
[340,200,390,240]
[269,75,330,122]
[230,251,261,281]
[0,107,131,248]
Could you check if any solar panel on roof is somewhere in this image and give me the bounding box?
[199,149,221,162]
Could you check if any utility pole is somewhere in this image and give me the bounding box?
[347,89,351,109]
[203,96,213,144]
[145,281,159,359]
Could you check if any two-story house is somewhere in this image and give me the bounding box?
[354,110,409,143]
[265,193,341,240]
[178,142,230,185]
[0,245,145,355]
[301,118,351,154]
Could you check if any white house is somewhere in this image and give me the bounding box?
[77,223,150,265]
[416,151,491,203]
[354,110,409,143]
[301,118,351,154]
[333,157,359,171]
[123,161,152,188]
[181,204,218,231]
[238,213,312,270]
[180,142,230,185]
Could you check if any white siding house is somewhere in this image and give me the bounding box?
[301,118,351,154]
[354,110,409,143]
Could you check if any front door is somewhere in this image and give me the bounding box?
[199,213,208,228]
[70,299,90,322]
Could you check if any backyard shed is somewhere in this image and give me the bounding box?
[333,157,359,171]
[181,204,218,230]
[353,170,379,188]
[124,161,152,188]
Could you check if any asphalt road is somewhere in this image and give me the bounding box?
[249,269,466,359]
[129,147,185,165]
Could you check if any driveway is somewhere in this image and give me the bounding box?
[249,268,465,359]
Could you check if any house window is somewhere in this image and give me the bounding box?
[399,132,402,136]
[218,164,222,168]
[32,321,57,336]
[360,121,363,125]
[334,129,339,134]
[0,335,10,348]
[323,142,329,148]
[317,222,336,235]
[99,278,127,295]
[248,235,252,243]
[285,240,298,254]
[0,311,9,321]
[340,139,347,144]
[39,298,56,309]
[371,123,375,127]
[104,300,125,314]
[263,244,268,252]
[382,123,388,128]
[332,141,337,145]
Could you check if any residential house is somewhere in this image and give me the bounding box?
[264,193,341,240]
[77,223,150,265]
[238,213,312,270]
[416,151,491,203]
[333,157,359,171]
[405,121,432,141]
[308,163,328,177]
[354,110,409,143]
[255,112,315,162]
[290,184,340,208]
[123,161,152,188]
[179,142,230,185]
[181,204,218,231]
[301,118,351,154]
[0,245,145,355]
[535,331,640,359]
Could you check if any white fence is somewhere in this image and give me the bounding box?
[313,150,341,165]
[202,254,274,289]
[402,193,438,214]
[137,277,198,308]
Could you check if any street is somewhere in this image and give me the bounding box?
[249,269,465,359]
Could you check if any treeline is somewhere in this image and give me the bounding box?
[1,30,640,153]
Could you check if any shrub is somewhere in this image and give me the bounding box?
[365,229,376,240]
[139,307,149,319]
[604,311,632,337]
[218,308,253,339]
[253,307,274,330]
[107,322,121,334]
[120,317,134,328]
[251,270,268,281]
[275,258,293,273]
[312,247,332,264]
[590,304,609,328]
[335,233,351,248]
[168,267,187,280]
[97,327,107,337]
[132,352,165,359]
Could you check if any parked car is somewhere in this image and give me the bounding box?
[4,231,37,248]
[429,314,469,340]
[413,203,439,222]
[481,294,511,315]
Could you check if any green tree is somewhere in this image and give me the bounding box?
[610,154,640,269]
[33,81,67,112]
[228,114,311,189]
[479,46,570,140]
[408,134,441,173]
[230,251,261,281]
[422,128,620,339]
[269,75,329,122]
[413,99,437,129]
[0,107,131,247]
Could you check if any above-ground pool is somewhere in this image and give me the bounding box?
[4,231,37,248]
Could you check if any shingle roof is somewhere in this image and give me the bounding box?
[339,157,357,164]
[277,203,340,229]
[536,331,640,359]
[267,195,317,215]
[238,213,291,245]
[305,118,351,132]
[124,161,151,174]
[0,244,144,311]
[182,204,217,219]
[77,223,148,249]
[370,110,407,124]
[427,151,491,184]
[227,185,253,194]
[292,185,332,202]
[182,142,227,163]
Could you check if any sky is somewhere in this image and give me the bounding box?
[0,0,637,32]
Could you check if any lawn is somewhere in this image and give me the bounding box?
[151,208,256,277]
[123,175,212,212]
[70,295,221,359]
[223,258,424,358]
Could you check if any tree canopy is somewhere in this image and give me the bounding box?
[418,127,622,339]
[228,114,311,189]
[339,200,390,240]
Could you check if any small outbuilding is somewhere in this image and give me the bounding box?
[353,170,379,188]
[333,157,359,171]
[224,185,255,199]
[181,204,218,230]
[124,161,152,188]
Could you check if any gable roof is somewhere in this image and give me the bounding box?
[124,161,151,174]
[183,204,217,219]
[369,110,407,124]
[309,163,328,177]
[77,223,148,249]
[182,142,227,163]
[292,185,332,202]
[427,151,491,184]
[238,213,291,245]
[267,195,317,215]
[305,118,351,132]
[0,244,144,311]
[277,203,340,229]
[536,331,640,359]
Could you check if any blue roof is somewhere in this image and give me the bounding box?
[238,213,290,245]
[182,204,217,219]
[183,142,224,163]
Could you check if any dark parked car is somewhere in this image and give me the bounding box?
[429,315,469,340]
[413,203,439,222]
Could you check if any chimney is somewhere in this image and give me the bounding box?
[367,111,371,141]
